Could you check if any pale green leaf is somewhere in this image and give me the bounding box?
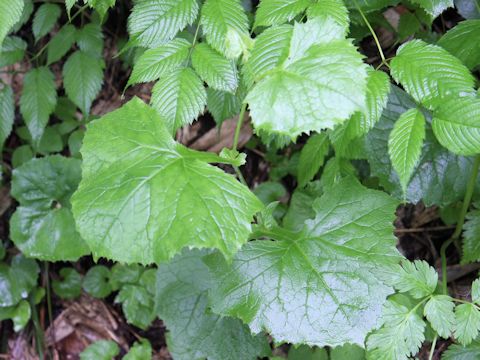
[10,156,90,261]
[455,303,480,345]
[462,210,480,264]
[85,0,116,19]
[76,23,104,58]
[442,340,480,360]
[150,67,206,133]
[254,0,311,27]
[47,24,76,65]
[207,87,243,124]
[455,0,480,19]
[32,3,61,42]
[80,340,119,360]
[388,108,426,192]
[207,178,400,346]
[297,132,330,187]
[127,37,190,86]
[307,0,349,29]
[0,85,14,150]
[389,260,438,299]
[0,36,27,67]
[331,344,365,360]
[0,255,39,307]
[0,0,24,47]
[83,265,112,298]
[19,67,57,145]
[410,0,453,17]
[424,295,455,338]
[128,0,199,48]
[191,43,238,93]
[200,0,250,59]
[246,18,367,140]
[288,345,328,360]
[390,40,475,108]
[63,51,104,115]
[66,0,77,15]
[472,279,480,304]
[432,96,480,156]
[10,0,31,34]
[124,340,152,360]
[438,20,480,70]
[71,98,263,264]
[155,250,270,360]
[52,268,82,299]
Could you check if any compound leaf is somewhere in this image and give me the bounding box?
[424,295,455,338]
[442,340,480,360]
[455,303,480,346]
[63,50,104,115]
[255,0,311,27]
[71,98,263,264]
[0,0,24,47]
[207,88,243,124]
[0,36,27,67]
[128,0,199,48]
[207,177,400,346]
[75,23,104,58]
[32,3,61,42]
[388,108,426,193]
[47,24,76,65]
[20,67,57,146]
[462,209,480,263]
[10,156,90,261]
[307,0,349,29]
[389,260,438,299]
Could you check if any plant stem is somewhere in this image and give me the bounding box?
[29,294,44,359]
[441,154,480,294]
[232,103,247,151]
[428,334,438,360]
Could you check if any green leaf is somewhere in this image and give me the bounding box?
[32,3,61,42]
[127,37,190,87]
[207,178,400,346]
[442,340,480,360]
[431,97,480,156]
[123,340,152,360]
[63,51,104,115]
[109,263,143,290]
[345,0,398,12]
[155,249,270,360]
[367,299,426,359]
[254,0,311,27]
[85,0,116,19]
[473,279,480,304]
[462,210,480,263]
[297,132,330,187]
[288,345,328,360]
[191,43,238,93]
[0,0,24,47]
[207,88,243,124]
[47,24,76,65]
[410,0,453,17]
[128,0,199,48]
[0,255,39,307]
[307,0,349,30]
[283,180,323,230]
[150,67,206,133]
[20,67,57,146]
[389,260,438,299]
[66,0,77,16]
[398,12,421,40]
[80,340,120,360]
[10,156,90,261]
[388,108,426,192]
[71,98,263,264]
[0,36,27,67]
[438,20,480,70]
[200,0,250,59]
[83,265,112,298]
[455,303,480,346]
[76,24,104,58]
[52,268,83,299]
[246,18,367,140]
[390,40,475,108]
[115,283,155,329]
[331,344,365,360]
[0,300,31,332]
[12,145,33,168]
[424,295,455,338]
[0,85,14,151]
[455,0,480,19]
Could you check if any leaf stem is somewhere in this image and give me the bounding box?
[29,294,45,359]
[441,154,480,294]
[428,334,438,360]
[232,103,247,151]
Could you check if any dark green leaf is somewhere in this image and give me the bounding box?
[82,265,112,298]
[52,268,83,299]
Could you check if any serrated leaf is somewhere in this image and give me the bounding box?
[109,263,143,290]
[297,132,330,187]
[390,40,475,108]
[442,340,480,360]
[331,344,365,360]
[473,279,480,304]
[288,345,328,360]
[128,0,199,48]
[10,156,90,261]
[0,36,27,67]
[0,85,14,151]
[283,180,323,230]
[155,249,270,360]
[200,0,250,58]
[307,0,349,29]
[47,24,76,65]
[438,20,480,70]
[71,98,263,264]
[207,177,400,346]
[207,88,243,124]
[150,67,206,133]
[424,295,455,338]
[80,340,119,360]
[432,97,480,156]
[389,260,438,299]
[83,265,112,298]
[462,210,480,264]
[63,51,104,115]
[455,303,480,345]
[115,284,155,329]
[388,108,426,192]
[19,67,57,146]
[0,255,39,307]
[255,0,311,27]
[246,17,367,140]
[124,340,152,360]
[52,268,82,299]
[32,3,61,42]
[0,0,24,48]
[85,0,116,19]
[191,43,238,93]
[128,37,190,86]
[410,0,453,17]
[345,0,399,12]
[66,0,76,16]
[76,23,104,58]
